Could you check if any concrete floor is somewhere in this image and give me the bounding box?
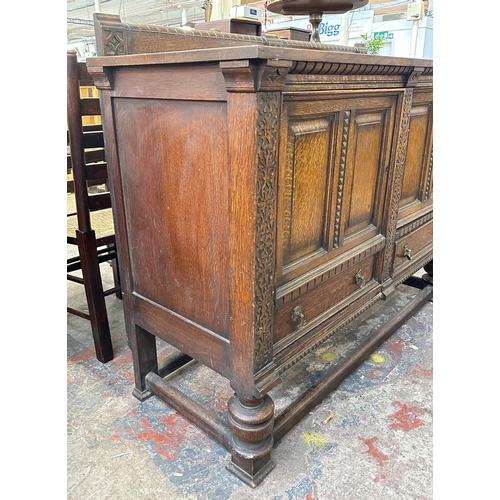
[67,263,433,500]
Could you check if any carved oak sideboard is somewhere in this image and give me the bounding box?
[88,13,433,487]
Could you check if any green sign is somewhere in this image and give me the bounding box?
[373,31,394,40]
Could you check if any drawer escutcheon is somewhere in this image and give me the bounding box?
[355,269,366,288]
[403,244,412,260]
[292,305,307,329]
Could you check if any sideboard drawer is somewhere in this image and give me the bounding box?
[393,220,433,272]
[273,254,377,343]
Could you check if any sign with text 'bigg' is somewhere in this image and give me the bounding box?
[268,9,374,42]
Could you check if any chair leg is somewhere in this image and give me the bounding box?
[110,250,122,300]
[76,230,114,363]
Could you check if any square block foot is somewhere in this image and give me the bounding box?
[132,387,153,402]
[226,459,276,488]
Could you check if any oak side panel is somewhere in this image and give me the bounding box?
[113,97,231,338]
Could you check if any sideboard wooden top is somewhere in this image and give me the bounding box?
[87,44,432,72]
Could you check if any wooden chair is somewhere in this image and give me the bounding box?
[67,49,121,363]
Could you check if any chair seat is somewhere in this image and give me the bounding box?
[67,193,115,239]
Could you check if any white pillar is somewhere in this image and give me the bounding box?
[409,19,419,57]
[212,0,240,21]
[94,0,101,13]
[340,12,349,45]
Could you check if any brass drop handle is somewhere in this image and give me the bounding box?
[292,306,307,329]
[403,244,412,260]
[355,269,365,288]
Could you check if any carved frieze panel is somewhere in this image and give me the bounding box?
[424,145,433,201]
[333,111,351,248]
[254,92,280,371]
[381,89,413,281]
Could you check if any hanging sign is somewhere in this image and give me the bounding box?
[268,9,374,42]
[373,31,394,40]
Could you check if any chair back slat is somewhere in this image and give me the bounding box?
[88,192,112,211]
[82,124,102,132]
[82,130,105,149]
[86,162,108,181]
[85,149,105,165]
[81,98,101,116]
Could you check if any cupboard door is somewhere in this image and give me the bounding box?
[276,94,398,287]
[398,90,433,219]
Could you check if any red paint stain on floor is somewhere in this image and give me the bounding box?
[374,474,386,482]
[385,336,405,360]
[160,413,192,445]
[390,401,426,431]
[366,366,383,380]
[411,364,433,377]
[136,428,169,445]
[138,417,152,428]
[358,437,388,466]
[67,347,95,365]
[109,352,135,385]
[156,448,178,460]
[128,413,194,461]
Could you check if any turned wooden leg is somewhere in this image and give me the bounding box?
[423,260,433,284]
[226,394,276,487]
[130,325,158,401]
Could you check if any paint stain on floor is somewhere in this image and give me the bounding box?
[302,432,328,447]
[321,351,336,362]
[358,436,389,466]
[370,353,385,363]
[389,401,426,431]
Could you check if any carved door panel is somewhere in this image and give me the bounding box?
[275,94,398,288]
[276,115,334,283]
[398,89,433,220]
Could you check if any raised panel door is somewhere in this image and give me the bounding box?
[276,93,398,288]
